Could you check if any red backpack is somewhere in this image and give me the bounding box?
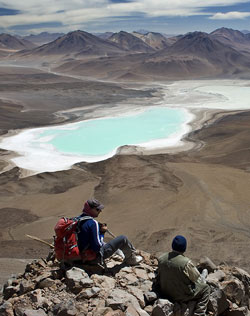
[54,216,93,261]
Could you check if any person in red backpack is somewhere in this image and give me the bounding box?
[77,199,142,265]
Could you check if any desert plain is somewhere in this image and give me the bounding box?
[0,63,250,288]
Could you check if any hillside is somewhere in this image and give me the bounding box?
[4,28,250,80]
[132,31,171,50]
[20,30,125,57]
[0,252,249,315]
[0,33,35,50]
[210,27,250,52]
[108,31,155,53]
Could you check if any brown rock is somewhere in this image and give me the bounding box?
[53,300,78,316]
[65,267,90,294]
[207,287,230,315]
[38,277,56,289]
[207,270,226,285]
[19,280,35,295]
[106,288,141,312]
[76,287,101,300]
[198,257,217,273]
[221,278,245,305]
[0,301,14,316]
[126,286,145,308]
[152,299,174,316]
[134,268,149,280]
[34,272,52,284]
[21,309,47,316]
[91,275,116,291]
[3,285,19,300]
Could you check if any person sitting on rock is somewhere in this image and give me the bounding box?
[156,235,210,316]
[77,198,142,266]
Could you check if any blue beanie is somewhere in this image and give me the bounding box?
[172,235,187,252]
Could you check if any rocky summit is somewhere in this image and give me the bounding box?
[0,251,250,316]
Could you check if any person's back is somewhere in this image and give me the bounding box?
[157,235,210,316]
[77,215,103,253]
[158,251,201,302]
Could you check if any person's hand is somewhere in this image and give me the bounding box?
[99,223,108,233]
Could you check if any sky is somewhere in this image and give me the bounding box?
[0,0,250,36]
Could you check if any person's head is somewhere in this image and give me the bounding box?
[172,235,187,253]
[82,198,104,218]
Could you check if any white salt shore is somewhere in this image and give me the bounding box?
[1,79,250,175]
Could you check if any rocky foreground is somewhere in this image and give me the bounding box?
[0,251,249,316]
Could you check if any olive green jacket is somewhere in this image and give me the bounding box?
[158,251,204,302]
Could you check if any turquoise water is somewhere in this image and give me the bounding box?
[38,107,188,156]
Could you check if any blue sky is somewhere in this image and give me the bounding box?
[0,1,250,35]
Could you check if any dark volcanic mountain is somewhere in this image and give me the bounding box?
[132,31,171,50]
[108,31,155,53]
[23,32,64,45]
[23,30,125,56]
[0,33,35,50]
[132,31,250,79]
[167,31,250,65]
[54,31,250,80]
[210,27,250,52]
[9,29,250,80]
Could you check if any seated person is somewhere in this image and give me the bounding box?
[77,199,142,266]
[156,235,210,316]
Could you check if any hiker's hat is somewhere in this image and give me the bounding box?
[87,199,104,211]
[172,235,187,253]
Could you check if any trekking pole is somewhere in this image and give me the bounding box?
[106,229,116,239]
[26,234,54,249]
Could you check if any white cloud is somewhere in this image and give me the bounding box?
[210,11,250,19]
[1,0,250,32]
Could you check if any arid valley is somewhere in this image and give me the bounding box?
[0,28,250,287]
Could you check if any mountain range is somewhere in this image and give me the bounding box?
[23,32,65,46]
[3,27,250,80]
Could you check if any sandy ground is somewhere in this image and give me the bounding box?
[0,66,250,286]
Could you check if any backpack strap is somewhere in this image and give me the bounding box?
[78,216,93,222]
[75,216,93,234]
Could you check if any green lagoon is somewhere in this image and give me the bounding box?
[39,107,189,156]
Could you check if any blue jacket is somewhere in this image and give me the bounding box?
[77,214,104,253]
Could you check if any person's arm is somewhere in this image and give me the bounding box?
[183,260,201,282]
[88,219,103,252]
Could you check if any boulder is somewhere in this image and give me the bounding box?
[19,280,35,295]
[152,299,174,316]
[198,257,217,273]
[221,278,245,306]
[144,291,158,305]
[207,270,226,285]
[38,277,56,289]
[65,267,90,294]
[207,287,230,315]
[20,309,47,316]
[0,301,14,316]
[53,300,78,316]
[0,254,249,316]
[106,288,141,312]
[3,285,19,300]
[76,287,101,299]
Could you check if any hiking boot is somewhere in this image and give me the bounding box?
[124,254,143,266]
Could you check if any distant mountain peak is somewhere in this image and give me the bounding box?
[0,33,35,50]
[22,29,125,56]
[108,31,155,53]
